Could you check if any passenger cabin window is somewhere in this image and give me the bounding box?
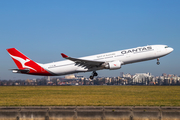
[165,46,168,48]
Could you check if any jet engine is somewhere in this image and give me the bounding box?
[104,61,121,70]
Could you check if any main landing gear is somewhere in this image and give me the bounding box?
[89,71,98,79]
[157,58,160,65]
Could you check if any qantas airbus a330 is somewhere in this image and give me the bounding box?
[7,45,173,79]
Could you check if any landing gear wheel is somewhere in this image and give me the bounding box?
[90,76,94,79]
[156,58,160,65]
[93,71,98,76]
[89,71,98,79]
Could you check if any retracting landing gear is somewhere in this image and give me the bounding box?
[157,58,160,65]
[89,71,98,79]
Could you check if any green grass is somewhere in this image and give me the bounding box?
[0,86,180,106]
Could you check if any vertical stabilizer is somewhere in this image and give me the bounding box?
[7,48,52,76]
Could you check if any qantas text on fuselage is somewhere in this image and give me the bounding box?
[7,45,173,79]
[96,46,153,59]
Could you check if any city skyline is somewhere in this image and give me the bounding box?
[0,0,180,79]
[0,72,179,80]
[0,72,179,86]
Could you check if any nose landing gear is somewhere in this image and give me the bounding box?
[89,71,98,79]
[157,58,160,65]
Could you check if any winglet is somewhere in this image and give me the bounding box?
[61,53,68,58]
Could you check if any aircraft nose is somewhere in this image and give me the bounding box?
[169,47,174,53]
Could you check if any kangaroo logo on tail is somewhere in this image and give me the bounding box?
[9,54,37,71]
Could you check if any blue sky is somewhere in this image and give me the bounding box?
[0,0,180,80]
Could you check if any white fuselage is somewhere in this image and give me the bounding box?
[41,45,173,76]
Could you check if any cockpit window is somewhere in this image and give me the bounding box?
[165,46,168,48]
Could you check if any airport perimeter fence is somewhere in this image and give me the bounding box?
[0,106,180,120]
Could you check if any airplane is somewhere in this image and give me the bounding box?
[7,45,173,79]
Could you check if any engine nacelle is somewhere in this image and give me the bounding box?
[104,61,121,70]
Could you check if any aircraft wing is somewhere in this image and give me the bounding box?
[61,53,104,69]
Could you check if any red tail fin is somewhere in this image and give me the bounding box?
[7,48,52,76]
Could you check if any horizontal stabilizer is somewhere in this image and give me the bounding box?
[10,69,30,73]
